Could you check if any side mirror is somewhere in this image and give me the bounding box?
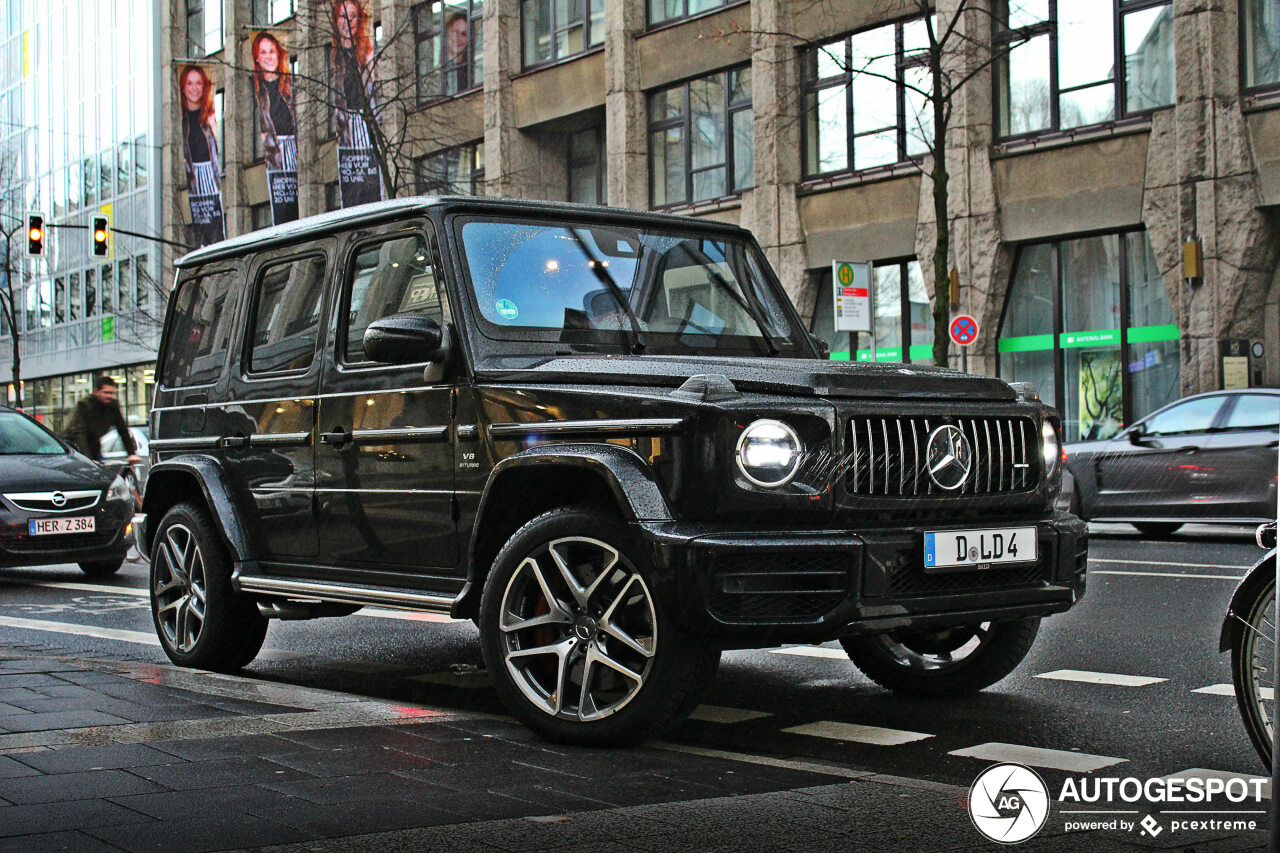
[363,314,450,365]
[1127,423,1148,445]
[811,335,830,359]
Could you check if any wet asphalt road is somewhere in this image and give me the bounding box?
[0,522,1269,794]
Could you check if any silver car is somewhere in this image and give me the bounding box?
[99,425,149,491]
[1065,389,1279,536]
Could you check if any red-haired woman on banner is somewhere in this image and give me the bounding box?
[251,32,297,173]
[331,0,377,147]
[179,64,225,245]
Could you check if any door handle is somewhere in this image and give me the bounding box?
[320,427,351,448]
[1179,447,1198,454]
[220,435,250,450]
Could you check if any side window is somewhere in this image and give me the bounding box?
[247,254,327,374]
[161,269,239,388]
[1223,395,1280,431]
[1142,396,1225,436]
[343,232,442,364]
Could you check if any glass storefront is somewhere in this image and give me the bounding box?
[810,259,934,362]
[998,231,1180,443]
[5,363,155,433]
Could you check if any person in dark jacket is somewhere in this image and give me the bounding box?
[66,375,140,464]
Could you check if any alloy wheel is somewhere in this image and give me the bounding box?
[498,536,657,722]
[153,523,208,654]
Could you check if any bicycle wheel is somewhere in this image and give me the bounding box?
[1230,573,1275,769]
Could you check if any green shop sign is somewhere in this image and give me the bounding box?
[997,324,1179,354]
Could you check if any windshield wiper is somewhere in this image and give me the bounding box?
[566,228,647,354]
[692,245,781,356]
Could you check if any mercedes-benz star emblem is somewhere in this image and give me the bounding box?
[50,492,67,508]
[926,425,973,491]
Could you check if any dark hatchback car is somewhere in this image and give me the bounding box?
[0,405,136,576]
[1066,389,1280,536]
[141,197,1087,745]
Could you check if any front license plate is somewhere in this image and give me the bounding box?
[28,516,95,536]
[923,526,1037,572]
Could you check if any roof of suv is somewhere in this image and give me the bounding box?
[176,196,750,269]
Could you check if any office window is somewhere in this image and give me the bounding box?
[136,255,151,313]
[252,0,295,25]
[214,89,225,172]
[324,181,341,211]
[650,66,752,208]
[522,0,603,69]
[995,0,1173,138]
[186,0,223,56]
[567,126,604,204]
[998,231,1180,442]
[1244,0,1280,90]
[648,0,733,28]
[251,203,272,231]
[418,141,485,194]
[801,17,932,177]
[118,259,132,312]
[415,0,484,101]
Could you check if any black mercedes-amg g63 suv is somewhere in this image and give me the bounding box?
[141,197,1087,745]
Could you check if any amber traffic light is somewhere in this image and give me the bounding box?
[26,213,44,256]
[91,215,109,257]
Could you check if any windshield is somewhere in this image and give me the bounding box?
[0,412,66,455]
[458,219,806,355]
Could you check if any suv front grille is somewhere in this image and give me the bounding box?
[846,416,1037,497]
[708,552,849,622]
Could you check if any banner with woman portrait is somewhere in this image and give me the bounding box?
[250,30,300,225]
[331,0,383,207]
[178,64,226,247]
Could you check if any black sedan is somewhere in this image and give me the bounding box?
[1066,389,1279,536]
[0,405,135,576]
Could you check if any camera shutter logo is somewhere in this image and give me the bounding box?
[968,763,1050,844]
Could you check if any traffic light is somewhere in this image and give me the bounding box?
[91,215,109,257]
[25,213,44,257]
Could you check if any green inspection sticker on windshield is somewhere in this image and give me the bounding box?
[495,299,519,321]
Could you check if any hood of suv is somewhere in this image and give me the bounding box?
[477,354,1017,402]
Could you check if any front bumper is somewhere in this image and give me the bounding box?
[639,512,1088,646]
[0,501,135,569]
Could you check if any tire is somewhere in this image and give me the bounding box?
[1229,572,1275,770]
[78,558,125,578]
[842,617,1040,698]
[478,506,719,746]
[149,502,268,673]
[1134,522,1182,538]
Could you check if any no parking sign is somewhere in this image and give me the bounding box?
[950,314,979,347]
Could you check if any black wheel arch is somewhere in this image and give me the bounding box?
[452,444,673,620]
[141,456,256,570]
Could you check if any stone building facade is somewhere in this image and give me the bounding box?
[164,0,1279,442]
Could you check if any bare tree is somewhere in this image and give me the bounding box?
[0,152,32,409]
[708,1,1032,366]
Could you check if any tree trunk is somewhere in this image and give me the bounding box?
[929,54,952,368]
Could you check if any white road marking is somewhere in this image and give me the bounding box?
[1161,768,1270,800]
[1034,670,1167,687]
[648,741,875,780]
[1091,570,1245,581]
[770,646,848,660]
[10,580,147,596]
[688,705,773,724]
[1091,559,1252,570]
[1193,683,1274,700]
[782,721,933,746]
[0,615,298,660]
[949,742,1127,772]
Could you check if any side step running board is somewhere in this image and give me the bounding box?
[236,576,458,614]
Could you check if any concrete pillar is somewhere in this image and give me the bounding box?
[604,0,647,208]
[743,0,807,309]
[483,0,542,197]
[1143,0,1279,393]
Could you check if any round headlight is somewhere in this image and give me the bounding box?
[735,419,802,488]
[1041,421,1061,477]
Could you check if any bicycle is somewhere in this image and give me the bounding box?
[1222,521,1278,769]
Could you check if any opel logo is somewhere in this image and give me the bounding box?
[50,492,67,508]
[926,425,973,491]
